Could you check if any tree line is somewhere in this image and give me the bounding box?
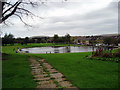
[53,34,71,44]
[2,33,120,46]
[2,33,72,45]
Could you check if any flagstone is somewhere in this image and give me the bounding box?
[34,77,50,81]
[36,83,57,88]
[50,73,63,78]
[58,81,72,87]
[37,80,54,85]
[34,74,48,78]
[43,63,53,69]
[31,71,43,75]
[55,78,66,82]
[39,59,45,62]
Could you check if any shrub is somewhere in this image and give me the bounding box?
[102,53,113,58]
[113,49,120,57]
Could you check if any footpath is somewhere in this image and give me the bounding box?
[29,57,78,89]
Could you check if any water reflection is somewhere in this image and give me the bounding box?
[21,46,96,54]
[65,46,71,53]
[54,48,59,53]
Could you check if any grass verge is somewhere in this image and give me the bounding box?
[2,54,36,88]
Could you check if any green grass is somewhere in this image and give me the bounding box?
[2,43,119,88]
[2,54,37,88]
[34,53,119,88]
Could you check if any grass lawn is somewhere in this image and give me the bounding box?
[2,54,37,88]
[34,53,119,88]
[2,43,119,88]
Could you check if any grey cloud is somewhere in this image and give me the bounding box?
[43,2,118,33]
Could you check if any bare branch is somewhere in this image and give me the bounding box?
[2,2,21,22]
[3,21,9,26]
[17,7,34,15]
[22,1,38,6]
[1,0,66,26]
[17,7,44,19]
[14,14,32,27]
[2,1,19,16]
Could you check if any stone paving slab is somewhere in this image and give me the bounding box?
[31,71,43,75]
[47,69,58,73]
[50,73,63,78]
[55,78,66,82]
[34,74,48,78]
[32,70,43,72]
[43,63,53,69]
[34,77,50,81]
[58,81,72,87]
[31,70,42,73]
[36,83,57,88]
[39,59,45,62]
[37,80,54,85]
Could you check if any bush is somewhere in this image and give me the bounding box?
[102,53,113,58]
[113,49,120,57]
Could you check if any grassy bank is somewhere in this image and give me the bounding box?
[2,43,119,88]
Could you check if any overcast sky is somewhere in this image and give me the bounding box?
[1,0,119,38]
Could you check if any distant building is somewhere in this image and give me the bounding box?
[74,37,90,45]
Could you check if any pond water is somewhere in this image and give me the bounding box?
[21,46,97,54]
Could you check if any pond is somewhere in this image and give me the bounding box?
[21,46,97,54]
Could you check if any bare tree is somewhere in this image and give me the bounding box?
[0,0,67,25]
[0,0,41,26]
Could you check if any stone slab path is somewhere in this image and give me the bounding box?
[29,57,78,89]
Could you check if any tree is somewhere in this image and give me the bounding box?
[0,0,67,24]
[58,37,64,43]
[112,38,118,46]
[41,38,46,43]
[2,33,14,45]
[89,36,97,45]
[53,34,59,43]
[29,38,35,43]
[65,34,71,44]
[103,37,113,46]
[15,37,23,44]
[1,0,38,25]
[24,37,29,44]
